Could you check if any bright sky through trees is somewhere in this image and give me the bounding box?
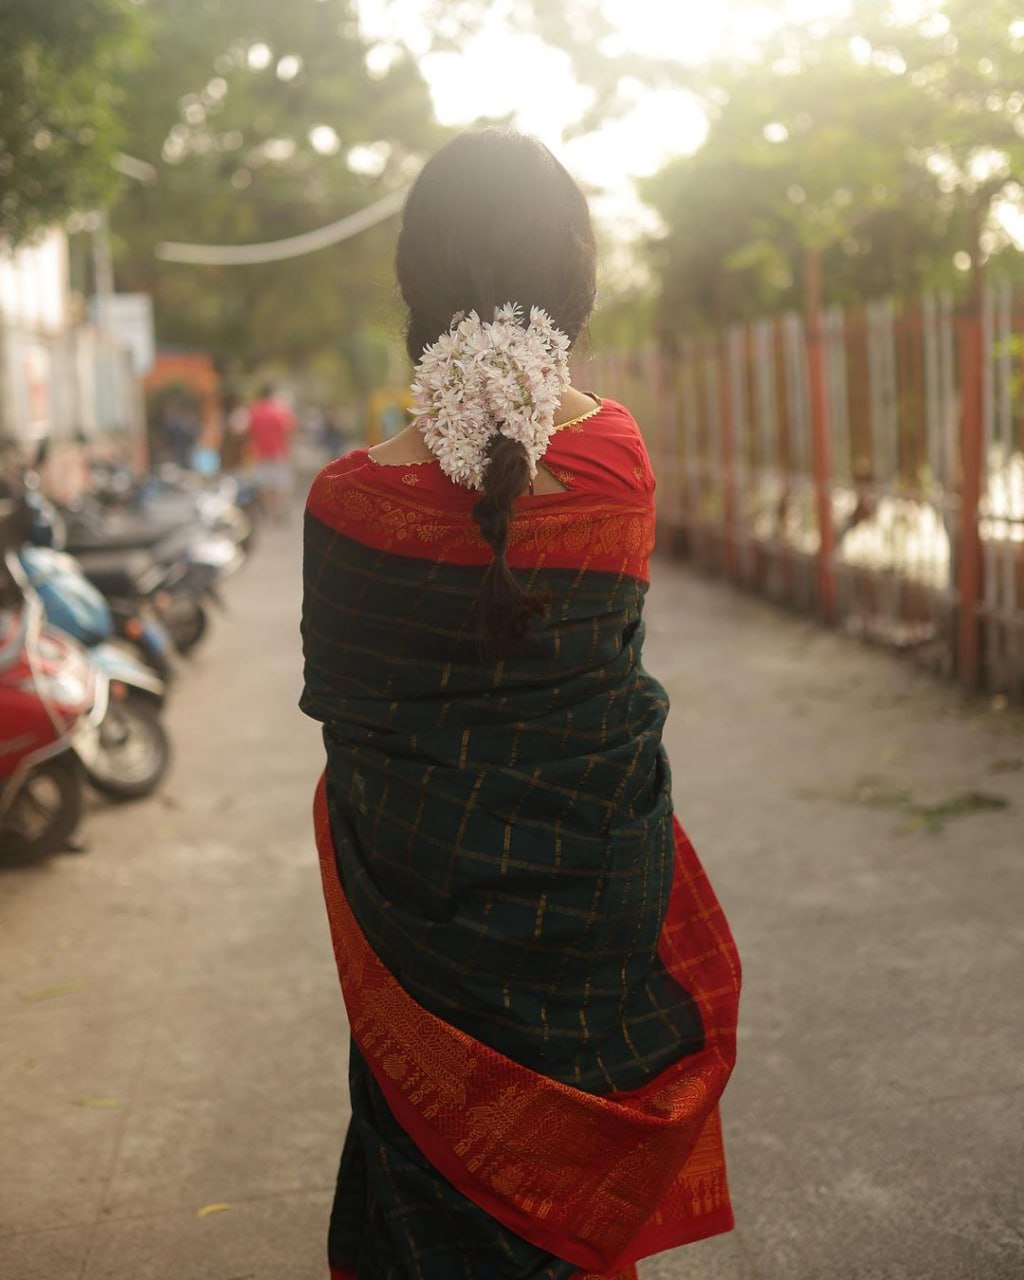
[355,0,923,205]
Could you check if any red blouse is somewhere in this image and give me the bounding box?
[305,398,658,581]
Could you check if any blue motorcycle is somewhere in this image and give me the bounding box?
[25,477,179,679]
[17,546,172,801]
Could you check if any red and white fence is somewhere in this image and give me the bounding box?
[583,284,1024,699]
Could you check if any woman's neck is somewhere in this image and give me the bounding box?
[368,385,598,465]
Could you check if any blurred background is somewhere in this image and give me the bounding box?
[1,4,1022,1279]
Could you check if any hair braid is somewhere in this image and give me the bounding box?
[472,436,547,653]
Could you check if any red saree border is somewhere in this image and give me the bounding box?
[306,465,655,579]
[314,775,740,1275]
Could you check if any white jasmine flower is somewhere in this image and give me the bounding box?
[410,303,572,491]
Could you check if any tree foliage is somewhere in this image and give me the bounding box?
[0,0,140,246]
[369,0,1024,338]
[109,0,446,391]
[643,0,1024,332]
[38,0,1023,372]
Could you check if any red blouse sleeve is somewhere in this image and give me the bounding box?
[545,399,656,497]
[305,449,375,526]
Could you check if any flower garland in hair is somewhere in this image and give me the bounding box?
[410,303,572,490]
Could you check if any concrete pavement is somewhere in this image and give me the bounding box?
[1,511,1022,1280]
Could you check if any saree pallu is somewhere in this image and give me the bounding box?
[301,401,741,1280]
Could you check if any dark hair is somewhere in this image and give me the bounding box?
[258,382,274,399]
[395,129,597,653]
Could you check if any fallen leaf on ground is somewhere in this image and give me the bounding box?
[198,1203,233,1218]
[809,777,1011,835]
[835,777,914,810]
[20,982,86,1004]
[902,790,1009,834]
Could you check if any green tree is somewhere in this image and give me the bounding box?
[109,0,446,390]
[644,0,1024,332]
[0,0,140,246]
[643,51,950,331]
[368,0,1024,337]
[833,0,1024,277]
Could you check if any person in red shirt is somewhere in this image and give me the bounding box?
[248,384,296,521]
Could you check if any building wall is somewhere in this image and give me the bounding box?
[0,229,143,457]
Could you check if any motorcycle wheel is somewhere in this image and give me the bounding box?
[168,599,208,656]
[86,696,171,801]
[1,754,84,858]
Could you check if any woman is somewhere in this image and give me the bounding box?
[301,129,741,1280]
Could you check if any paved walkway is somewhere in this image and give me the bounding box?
[2,511,1022,1280]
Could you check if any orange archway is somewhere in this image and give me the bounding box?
[144,348,223,457]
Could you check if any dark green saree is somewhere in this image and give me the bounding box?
[300,400,740,1280]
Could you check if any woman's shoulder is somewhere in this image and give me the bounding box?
[305,446,471,540]
[585,395,647,443]
[549,396,655,495]
[305,449,374,524]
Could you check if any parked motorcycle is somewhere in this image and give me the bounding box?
[24,451,185,669]
[0,562,106,858]
[73,540,221,657]
[19,543,175,682]
[16,546,171,802]
[86,459,256,560]
[142,468,256,554]
[32,485,239,659]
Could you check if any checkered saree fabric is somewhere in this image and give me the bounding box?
[300,413,734,1279]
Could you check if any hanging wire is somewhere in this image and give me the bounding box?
[155,187,408,265]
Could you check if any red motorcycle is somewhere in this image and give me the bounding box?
[0,552,107,858]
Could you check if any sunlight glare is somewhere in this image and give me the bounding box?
[565,89,709,186]
[601,0,730,64]
[358,0,432,57]
[246,42,273,71]
[421,33,595,154]
[348,141,392,177]
[353,0,919,229]
[276,54,303,81]
[309,124,342,156]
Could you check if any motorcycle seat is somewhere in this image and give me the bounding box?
[73,550,161,599]
[63,511,188,556]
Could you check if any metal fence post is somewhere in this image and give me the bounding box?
[718,330,739,578]
[957,300,985,690]
[654,347,681,538]
[805,247,838,622]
